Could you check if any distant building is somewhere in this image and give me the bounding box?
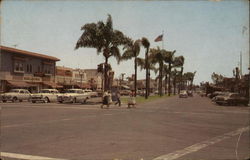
[0,46,60,93]
[85,69,103,90]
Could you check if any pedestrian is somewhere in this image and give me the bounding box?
[115,90,121,106]
[101,91,110,109]
[127,90,136,108]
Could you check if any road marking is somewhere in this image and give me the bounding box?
[1,152,68,160]
[153,126,250,160]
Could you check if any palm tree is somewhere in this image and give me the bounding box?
[141,37,150,99]
[172,56,185,93]
[165,50,176,96]
[121,39,141,96]
[75,14,130,91]
[149,47,172,96]
[183,71,196,90]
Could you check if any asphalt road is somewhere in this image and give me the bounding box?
[0,94,249,160]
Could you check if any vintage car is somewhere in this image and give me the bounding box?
[179,90,188,98]
[57,89,91,104]
[215,92,248,106]
[84,89,98,97]
[120,89,131,96]
[211,91,229,102]
[2,89,31,102]
[31,89,61,103]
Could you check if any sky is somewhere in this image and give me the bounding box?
[1,0,249,84]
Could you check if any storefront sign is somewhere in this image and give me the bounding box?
[23,76,42,82]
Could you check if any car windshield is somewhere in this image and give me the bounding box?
[9,89,19,93]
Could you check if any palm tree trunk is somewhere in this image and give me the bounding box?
[145,48,149,99]
[165,75,168,94]
[159,62,163,96]
[148,70,150,97]
[173,76,176,95]
[168,63,172,96]
[104,57,108,91]
[134,57,137,97]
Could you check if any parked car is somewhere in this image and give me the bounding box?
[57,89,91,104]
[84,89,98,97]
[2,89,31,102]
[215,92,248,106]
[211,91,229,102]
[179,90,188,98]
[120,89,131,96]
[30,89,61,103]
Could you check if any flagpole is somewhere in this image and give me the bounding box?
[162,30,164,49]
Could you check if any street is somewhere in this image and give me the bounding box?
[1,94,249,160]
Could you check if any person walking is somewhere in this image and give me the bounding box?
[127,90,136,108]
[115,90,121,106]
[101,91,110,109]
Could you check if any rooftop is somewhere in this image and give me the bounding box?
[0,46,60,61]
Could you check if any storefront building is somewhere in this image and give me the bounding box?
[0,46,60,93]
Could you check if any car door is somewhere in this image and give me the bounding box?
[50,90,57,102]
[19,90,25,100]
[24,90,31,100]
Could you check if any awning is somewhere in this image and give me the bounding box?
[43,81,63,88]
[7,81,30,87]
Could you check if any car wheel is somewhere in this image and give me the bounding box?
[2,100,6,103]
[12,97,18,103]
[58,101,63,103]
[32,100,36,103]
[44,97,49,103]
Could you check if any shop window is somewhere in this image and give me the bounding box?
[26,64,33,73]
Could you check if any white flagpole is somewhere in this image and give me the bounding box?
[162,30,164,49]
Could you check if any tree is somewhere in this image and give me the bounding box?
[165,50,176,96]
[75,14,130,91]
[211,72,224,85]
[121,39,141,96]
[172,56,185,93]
[184,71,197,90]
[149,47,173,96]
[141,37,150,99]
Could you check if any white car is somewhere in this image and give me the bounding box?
[57,89,91,104]
[2,89,31,102]
[31,89,61,103]
[84,89,98,97]
[179,90,188,98]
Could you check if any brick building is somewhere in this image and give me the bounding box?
[0,46,60,93]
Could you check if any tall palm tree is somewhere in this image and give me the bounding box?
[141,37,150,99]
[184,71,196,90]
[163,64,169,95]
[121,39,141,96]
[75,14,130,91]
[149,47,172,96]
[165,50,176,96]
[172,56,185,93]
